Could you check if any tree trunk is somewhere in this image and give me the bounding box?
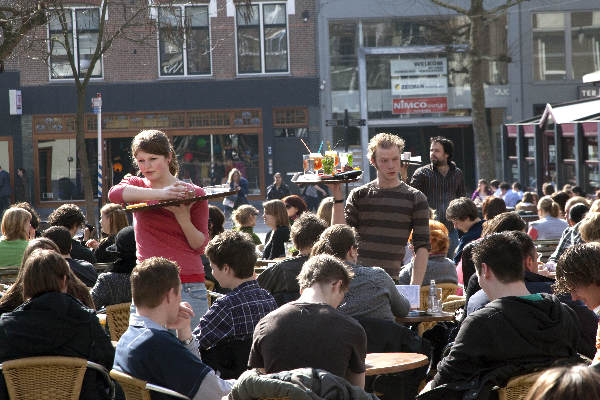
[469,1,495,180]
[75,86,97,226]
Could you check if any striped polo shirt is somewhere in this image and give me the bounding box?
[345,180,431,276]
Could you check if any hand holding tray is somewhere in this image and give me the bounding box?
[125,187,238,212]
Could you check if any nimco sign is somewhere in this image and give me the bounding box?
[392,97,448,114]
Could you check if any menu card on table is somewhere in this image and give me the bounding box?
[396,285,421,309]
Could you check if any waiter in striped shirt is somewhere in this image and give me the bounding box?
[331,133,430,284]
[404,136,465,258]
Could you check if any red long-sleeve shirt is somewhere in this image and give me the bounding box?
[108,176,208,283]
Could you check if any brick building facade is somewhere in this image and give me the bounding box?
[1,0,319,210]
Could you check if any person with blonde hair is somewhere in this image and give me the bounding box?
[225,168,248,209]
[231,204,261,245]
[0,238,94,316]
[525,365,600,400]
[108,129,210,326]
[399,220,458,286]
[528,196,568,240]
[86,203,129,262]
[331,132,430,282]
[261,200,290,259]
[316,197,334,226]
[579,212,600,243]
[0,207,31,267]
[547,199,600,265]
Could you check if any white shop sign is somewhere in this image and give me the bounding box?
[391,58,448,96]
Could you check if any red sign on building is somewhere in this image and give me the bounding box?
[392,97,448,114]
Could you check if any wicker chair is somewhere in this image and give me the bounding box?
[497,371,544,400]
[419,283,458,311]
[0,356,113,400]
[110,369,190,400]
[417,283,458,335]
[205,279,215,307]
[441,298,466,313]
[534,239,560,263]
[106,302,131,341]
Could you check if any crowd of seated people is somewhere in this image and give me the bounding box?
[3,141,600,400]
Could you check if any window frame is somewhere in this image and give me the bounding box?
[235,2,290,76]
[47,6,104,81]
[532,10,600,82]
[156,4,212,78]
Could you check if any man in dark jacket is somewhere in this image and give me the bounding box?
[257,213,327,306]
[466,231,597,359]
[266,172,290,200]
[428,233,581,399]
[48,203,97,264]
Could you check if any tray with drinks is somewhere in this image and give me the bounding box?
[291,170,362,185]
[125,187,238,212]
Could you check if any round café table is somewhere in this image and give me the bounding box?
[365,352,429,376]
[396,311,455,324]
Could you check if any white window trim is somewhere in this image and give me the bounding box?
[47,6,105,81]
[156,4,213,78]
[234,2,291,76]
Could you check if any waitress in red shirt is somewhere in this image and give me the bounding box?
[109,130,209,326]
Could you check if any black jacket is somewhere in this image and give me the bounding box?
[266,183,290,200]
[0,292,115,400]
[466,271,598,359]
[263,226,290,260]
[432,294,580,399]
[71,239,97,264]
[257,255,308,306]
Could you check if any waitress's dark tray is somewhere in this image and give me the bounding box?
[125,188,238,212]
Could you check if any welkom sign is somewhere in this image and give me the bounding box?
[390,57,448,114]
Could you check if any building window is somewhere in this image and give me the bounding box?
[533,13,566,81]
[49,8,102,79]
[273,107,308,137]
[236,3,288,74]
[158,5,211,76]
[533,11,600,81]
[571,12,600,80]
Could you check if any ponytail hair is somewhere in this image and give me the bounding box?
[538,196,560,218]
[131,130,179,177]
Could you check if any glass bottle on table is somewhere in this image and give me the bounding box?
[428,279,438,313]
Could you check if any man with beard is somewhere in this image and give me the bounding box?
[406,136,465,256]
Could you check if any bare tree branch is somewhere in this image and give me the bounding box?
[487,0,528,16]
[428,0,467,16]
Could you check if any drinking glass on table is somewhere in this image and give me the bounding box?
[322,154,335,175]
[303,154,314,174]
[325,150,339,168]
[310,153,323,171]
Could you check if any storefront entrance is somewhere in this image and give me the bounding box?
[367,124,476,192]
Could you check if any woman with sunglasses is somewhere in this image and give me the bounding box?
[282,195,307,224]
[262,200,290,260]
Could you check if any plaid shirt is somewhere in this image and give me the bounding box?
[548,221,582,263]
[194,280,276,350]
